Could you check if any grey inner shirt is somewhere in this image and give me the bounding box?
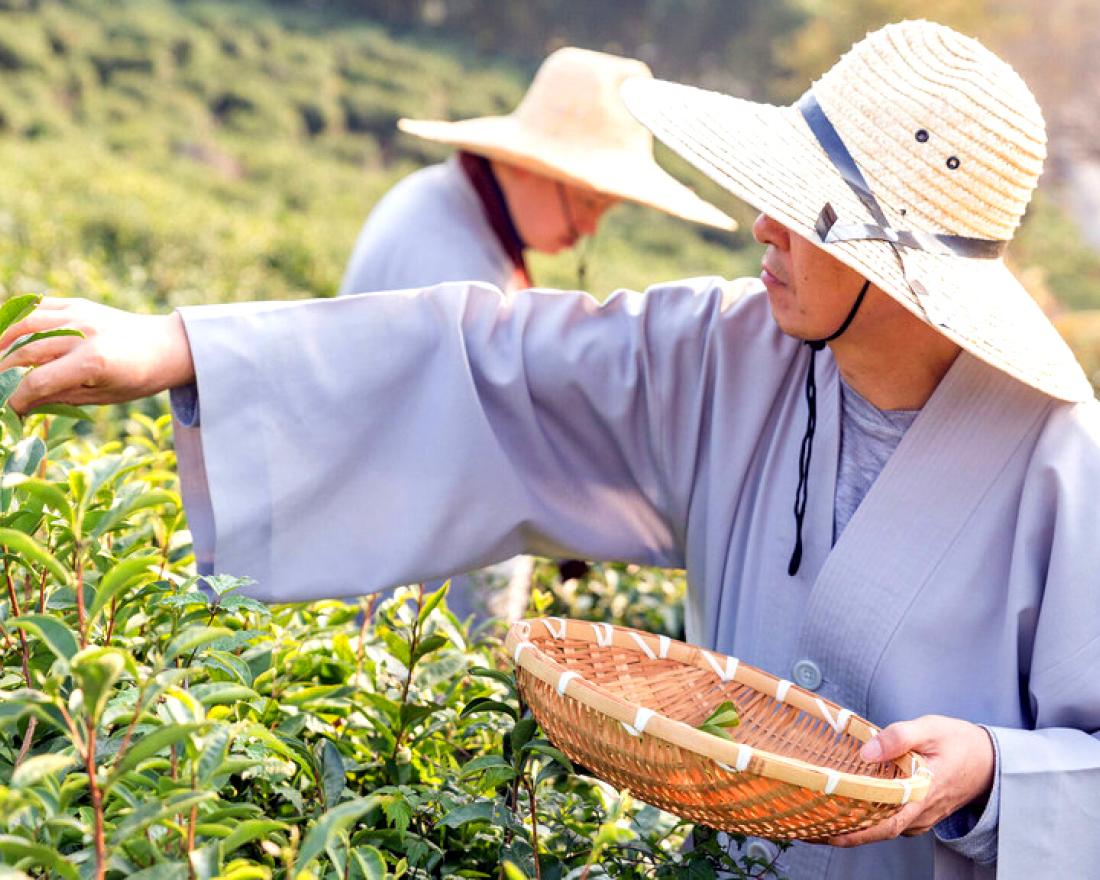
[834,378,920,541]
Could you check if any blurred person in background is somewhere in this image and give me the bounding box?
[5,20,1100,880]
[339,46,734,625]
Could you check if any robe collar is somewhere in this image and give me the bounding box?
[457,151,533,289]
[797,350,1053,716]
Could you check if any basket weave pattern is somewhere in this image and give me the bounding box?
[507,618,930,841]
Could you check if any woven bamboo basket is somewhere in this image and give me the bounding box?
[505,617,931,840]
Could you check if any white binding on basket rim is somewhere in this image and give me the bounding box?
[556,670,580,696]
[513,640,534,664]
[703,651,739,682]
[591,622,614,646]
[621,706,656,737]
[815,699,853,734]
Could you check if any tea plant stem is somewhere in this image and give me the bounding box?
[74,543,87,648]
[355,593,377,675]
[4,561,36,757]
[186,766,198,876]
[113,674,153,767]
[524,776,542,880]
[36,567,47,613]
[15,718,37,768]
[57,701,85,754]
[104,596,119,643]
[84,721,107,880]
[391,584,424,763]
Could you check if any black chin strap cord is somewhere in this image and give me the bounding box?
[788,278,871,576]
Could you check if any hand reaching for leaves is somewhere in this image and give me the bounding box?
[0,297,194,413]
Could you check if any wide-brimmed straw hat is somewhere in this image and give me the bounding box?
[397,47,736,231]
[621,20,1093,402]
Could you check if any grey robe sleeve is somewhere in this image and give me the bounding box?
[173,278,745,603]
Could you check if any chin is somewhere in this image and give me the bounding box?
[765,290,812,340]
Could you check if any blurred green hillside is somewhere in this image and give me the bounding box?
[0,0,761,314]
[0,0,1097,344]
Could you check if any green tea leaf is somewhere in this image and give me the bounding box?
[71,647,126,723]
[190,682,260,707]
[197,724,232,783]
[202,574,255,596]
[0,368,22,409]
[295,797,380,871]
[417,582,449,624]
[2,328,83,360]
[10,614,79,664]
[217,593,270,616]
[2,437,46,488]
[468,666,517,694]
[8,477,73,523]
[510,717,537,753]
[108,790,216,845]
[0,834,77,880]
[436,801,506,829]
[0,527,70,585]
[189,843,221,880]
[109,722,201,781]
[87,555,161,625]
[0,294,41,337]
[202,649,254,686]
[25,403,92,421]
[350,846,386,880]
[126,865,188,880]
[460,697,517,721]
[163,625,233,664]
[699,699,743,730]
[320,739,346,808]
[521,742,574,772]
[220,818,289,856]
[11,752,75,787]
[411,632,448,663]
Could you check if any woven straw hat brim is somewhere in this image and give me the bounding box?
[398,115,736,231]
[621,78,1094,403]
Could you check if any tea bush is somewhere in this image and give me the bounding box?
[0,299,784,878]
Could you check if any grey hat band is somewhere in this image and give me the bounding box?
[797,91,1008,260]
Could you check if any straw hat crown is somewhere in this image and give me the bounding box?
[397,47,735,229]
[812,20,1046,243]
[511,47,653,154]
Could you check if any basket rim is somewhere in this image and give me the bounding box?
[505,617,931,806]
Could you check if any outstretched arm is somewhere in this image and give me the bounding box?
[0,297,195,411]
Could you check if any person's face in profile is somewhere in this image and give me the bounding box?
[754,212,884,342]
[493,161,618,254]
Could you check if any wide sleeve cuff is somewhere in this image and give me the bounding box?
[933,724,1000,867]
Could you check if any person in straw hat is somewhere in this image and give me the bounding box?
[337,47,734,625]
[339,46,734,298]
[2,18,1098,880]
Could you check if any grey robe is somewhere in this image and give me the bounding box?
[338,157,519,297]
[335,155,532,622]
[172,278,1100,879]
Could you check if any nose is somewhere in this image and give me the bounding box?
[752,213,790,250]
